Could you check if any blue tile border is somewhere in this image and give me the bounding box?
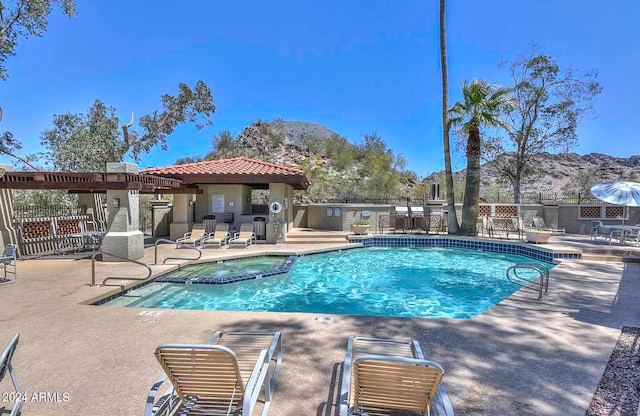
[92,255,297,305]
[153,255,297,285]
[347,235,578,263]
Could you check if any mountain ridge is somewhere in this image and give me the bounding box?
[206,119,640,197]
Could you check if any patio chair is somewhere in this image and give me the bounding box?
[176,223,206,248]
[0,333,23,416]
[394,207,409,233]
[591,220,604,241]
[339,336,454,416]
[201,223,230,248]
[146,331,282,416]
[0,244,17,284]
[532,216,565,235]
[229,223,256,248]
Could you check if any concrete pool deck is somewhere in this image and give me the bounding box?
[0,235,639,415]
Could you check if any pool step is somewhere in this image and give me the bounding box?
[580,248,640,262]
[581,253,640,262]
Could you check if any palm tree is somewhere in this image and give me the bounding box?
[449,79,510,235]
[439,0,459,234]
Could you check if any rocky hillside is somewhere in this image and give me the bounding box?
[229,120,336,168]
[431,152,640,195]
[207,119,640,198]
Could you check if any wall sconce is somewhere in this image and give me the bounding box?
[111,198,120,208]
[188,199,193,206]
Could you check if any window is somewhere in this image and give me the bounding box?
[212,194,225,213]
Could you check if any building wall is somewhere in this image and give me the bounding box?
[305,204,393,231]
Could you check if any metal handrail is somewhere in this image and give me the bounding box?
[505,262,550,300]
[90,251,152,288]
[154,238,202,265]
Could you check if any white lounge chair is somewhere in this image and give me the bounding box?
[340,336,454,416]
[532,216,565,235]
[0,333,23,416]
[146,331,282,416]
[201,223,230,248]
[176,224,206,248]
[229,223,256,248]
[0,244,17,284]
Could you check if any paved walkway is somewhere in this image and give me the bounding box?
[0,236,638,415]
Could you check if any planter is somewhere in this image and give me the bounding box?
[351,225,370,235]
[525,229,551,244]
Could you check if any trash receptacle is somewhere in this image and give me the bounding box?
[253,217,266,240]
[203,215,216,234]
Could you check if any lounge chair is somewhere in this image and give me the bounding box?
[176,223,206,248]
[146,331,282,416]
[532,216,565,235]
[201,223,230,248]
[229,223,256,248]
[0,244,17,284]
[339,336,454,416]
[0,333,23,416]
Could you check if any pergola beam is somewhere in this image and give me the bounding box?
[0,172,185,193]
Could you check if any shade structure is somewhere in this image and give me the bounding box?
[591,181,640,207]
[591,181,640,225]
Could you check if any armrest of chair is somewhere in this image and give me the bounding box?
[242,349,269,416]
[434,383,455,416]
[145,374,174,416]
[339,344,354,416]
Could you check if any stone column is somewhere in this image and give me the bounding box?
[266,183,286,244]
[170,194,192,240]
[100,163,144,261]
[0,164,19,254]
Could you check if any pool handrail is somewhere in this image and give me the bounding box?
[90,250,152,289]
[154,238,202,265]
[505,262,550,300]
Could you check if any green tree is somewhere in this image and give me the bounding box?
[449,79,511,235]
[489,46,602,202]
[175,155,204,165]
[0,0,77,122]
[40,100,122,171]
[211,130,237,158]
[34,81,215,171]
[439,0,459,234]
[325,134,355,171]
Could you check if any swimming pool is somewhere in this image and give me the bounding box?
[103,247,552,318]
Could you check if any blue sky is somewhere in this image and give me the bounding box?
[1,0,638,177]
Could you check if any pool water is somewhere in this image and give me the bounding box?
[159,256,286,281]
[105,247,551,318]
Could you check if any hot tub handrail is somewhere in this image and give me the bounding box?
[154,238,202,265]
[506,262,550,300]
[90,250,152,289]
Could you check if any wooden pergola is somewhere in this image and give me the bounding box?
[0,171,202,194]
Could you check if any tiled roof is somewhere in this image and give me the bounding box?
[141,157,309,189]
[142,157,306,176]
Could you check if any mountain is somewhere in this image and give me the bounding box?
[206,119,640,199]
[228,119,337,168]
[428,152,640,195]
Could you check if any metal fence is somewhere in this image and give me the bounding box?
[454,192,604,204]
[13,205,84,219]
[319,192,602,205]
[139,203,153,236]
